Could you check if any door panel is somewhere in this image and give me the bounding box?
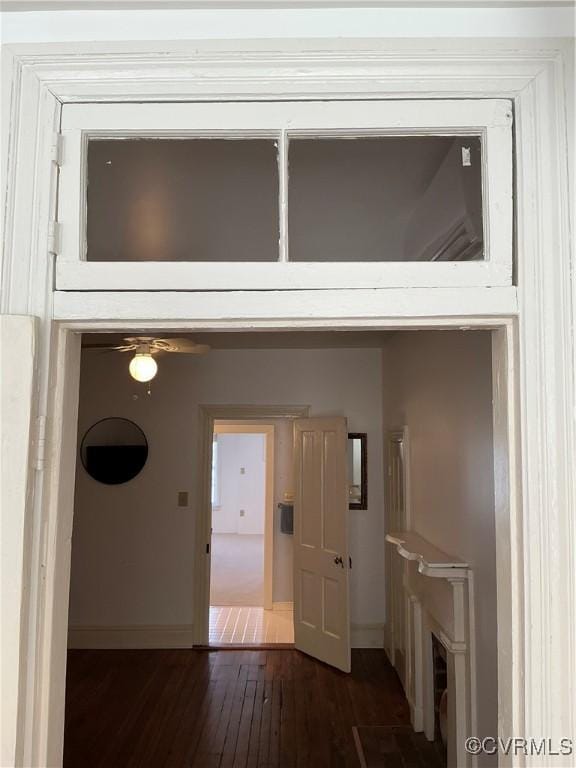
[386,431,408,684]
[293,417,351,672]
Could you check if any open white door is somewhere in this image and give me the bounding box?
[293,417,351,673]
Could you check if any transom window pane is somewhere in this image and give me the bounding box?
[86,139,280,262]
[288,137,483,262]
[86,135,483,264]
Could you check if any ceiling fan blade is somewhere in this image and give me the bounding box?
[83,343,138,352]
[153,338,211,354]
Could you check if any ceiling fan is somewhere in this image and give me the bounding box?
[85,336,210,382]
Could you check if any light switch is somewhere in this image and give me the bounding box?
[240,467,246,475]
[177,491,189,507]
[239,509,245,517]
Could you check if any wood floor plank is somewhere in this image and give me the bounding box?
[232,679,258,768]
[169,663,226,767]
[220,664,250,768]
[64,648,415,768]
[268,678,282,767]
[279,678,296,767]
[194,665,242,767]
[246,678,266,768]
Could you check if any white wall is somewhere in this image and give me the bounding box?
[212,432,266,535]
[69,345,384,634]
[381,330,497,763]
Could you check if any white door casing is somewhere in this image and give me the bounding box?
[0,316,37,768]
[195,405,309,646]
[1,41,573,768]
[293,417,351,673]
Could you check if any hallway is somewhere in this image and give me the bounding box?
[63,649,414,767]
[210,533,265,607]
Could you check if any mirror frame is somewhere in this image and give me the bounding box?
[80,416,149,485]
[348,432,368,510]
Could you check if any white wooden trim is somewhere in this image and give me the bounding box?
[384,427,410,671]
[393,548,475,768]
[53,287,518,322]
[514,60,575,750]
[67,625,194,649]
[423,608,474,768]
[56,261,512,291]
[386,427,411,529]
[1,39,573,768]
[53,316,517,332]
[1,40,555,110]
[278,130,289,264]
[194,405,309,645]
[0,316,37,768]
[56,98,512,290]
[212,422,275,611]
[32,327,82,768]
[60,98,512,131]
[491,324,521,767]
[385,532,469,576]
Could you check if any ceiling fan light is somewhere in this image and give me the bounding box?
[129,353,158,383]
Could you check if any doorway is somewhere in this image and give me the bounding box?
[58,327,511,768]
[194,405,309,647]
[208,421,294,645]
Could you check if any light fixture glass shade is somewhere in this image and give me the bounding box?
[129,353,158,383]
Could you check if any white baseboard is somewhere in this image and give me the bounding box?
[68,624,194,649]
[68,619,382,650]
[351,622,385,648]
[271,601,294,611]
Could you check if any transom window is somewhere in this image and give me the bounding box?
[56,99,512,289]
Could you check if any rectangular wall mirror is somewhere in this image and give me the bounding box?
[348,433,367,510]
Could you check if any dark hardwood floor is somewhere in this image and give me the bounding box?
[64,648,411,768]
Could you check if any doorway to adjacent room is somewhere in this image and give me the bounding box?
[208,421,294,645]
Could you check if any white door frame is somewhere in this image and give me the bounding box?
[29,319,516,767]
[1,39,573,768]
[211,422,276,613]
[384,426,410,668]
[195,405,309,645]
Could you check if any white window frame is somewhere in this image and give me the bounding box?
[56,99,513,291]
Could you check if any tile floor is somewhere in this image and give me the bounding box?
[209,605,294,645]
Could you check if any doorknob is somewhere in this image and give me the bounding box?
[333,555,344,568]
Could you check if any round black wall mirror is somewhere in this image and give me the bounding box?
[80,417,148,485]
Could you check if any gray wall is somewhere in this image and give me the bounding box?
[69,346,385,630]
[382,330,497,764]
